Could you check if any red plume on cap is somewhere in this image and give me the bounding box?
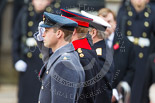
[60,9,93,28]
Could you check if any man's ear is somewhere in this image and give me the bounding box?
[73,28,76,36]
[56,30,62,38]
[92,29,97,38]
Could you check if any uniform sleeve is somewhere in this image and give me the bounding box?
[12,7,26,65]
[50,60,83,103]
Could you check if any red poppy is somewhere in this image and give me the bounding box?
[113,42,120,50]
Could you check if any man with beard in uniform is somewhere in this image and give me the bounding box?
[117,0,155,102]
[81,10,114,103]
[12,0,55,103]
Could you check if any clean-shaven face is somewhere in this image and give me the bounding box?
[99,13,116,37]
[42,28,57,48]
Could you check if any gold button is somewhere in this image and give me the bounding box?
[128,11,133,16]
[54,3,60,8]
[39,53,43,59]
[142,32,147,38]
[127,30,132,36]
[134,38,139,45]
[79,53,84,58]
[127,20,132,26]
[29,11,34,16]
[41,86,44,90]
[27,31,33,37]
[144,12,149,18]
[28,6,33,11]
[46,7,52,12]
[144,21,149,27]
[46,71,49,74]
[28,21,33,27]
[77,48,82,53]
[139,52,143,58]
[27,52,32,58]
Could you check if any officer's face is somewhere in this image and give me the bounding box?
[32,0,52,13]
[99,13,116,37]
[42,28,57,48]
[131,0,148,7]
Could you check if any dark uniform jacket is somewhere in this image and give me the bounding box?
[92,40,114,103]
[117,2,155,103]
[72,38,101,103]
[38,43,85,103]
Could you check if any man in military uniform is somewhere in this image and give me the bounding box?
[37,12,85,103]
[81,10,114,103]
[12,0,55,103]
[117,0,155,102]
[60,9,100,103]
[61,9,112,103]
[98,8,136,103]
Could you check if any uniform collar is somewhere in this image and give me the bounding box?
[47,43,75,70]
[72,38,92,50]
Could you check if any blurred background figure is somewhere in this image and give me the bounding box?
[98,8,136,103]
[149,83,155,103]
[12,0,60,103]
[116,0,155,103]
[12,0,29,26]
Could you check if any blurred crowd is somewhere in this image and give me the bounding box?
[0,0,155,103]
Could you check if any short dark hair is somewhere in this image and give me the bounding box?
[75,26,88,39]
[53,27,73,42]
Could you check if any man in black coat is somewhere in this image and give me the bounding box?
[81,10,114,103]
[116,0,155,102]
[98,8,136,103]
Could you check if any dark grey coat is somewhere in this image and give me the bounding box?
[38,43,85,103]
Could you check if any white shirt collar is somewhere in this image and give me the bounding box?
[108,32,114,41]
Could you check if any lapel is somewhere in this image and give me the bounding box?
[46,43,75,71]
[38,62,48,80]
